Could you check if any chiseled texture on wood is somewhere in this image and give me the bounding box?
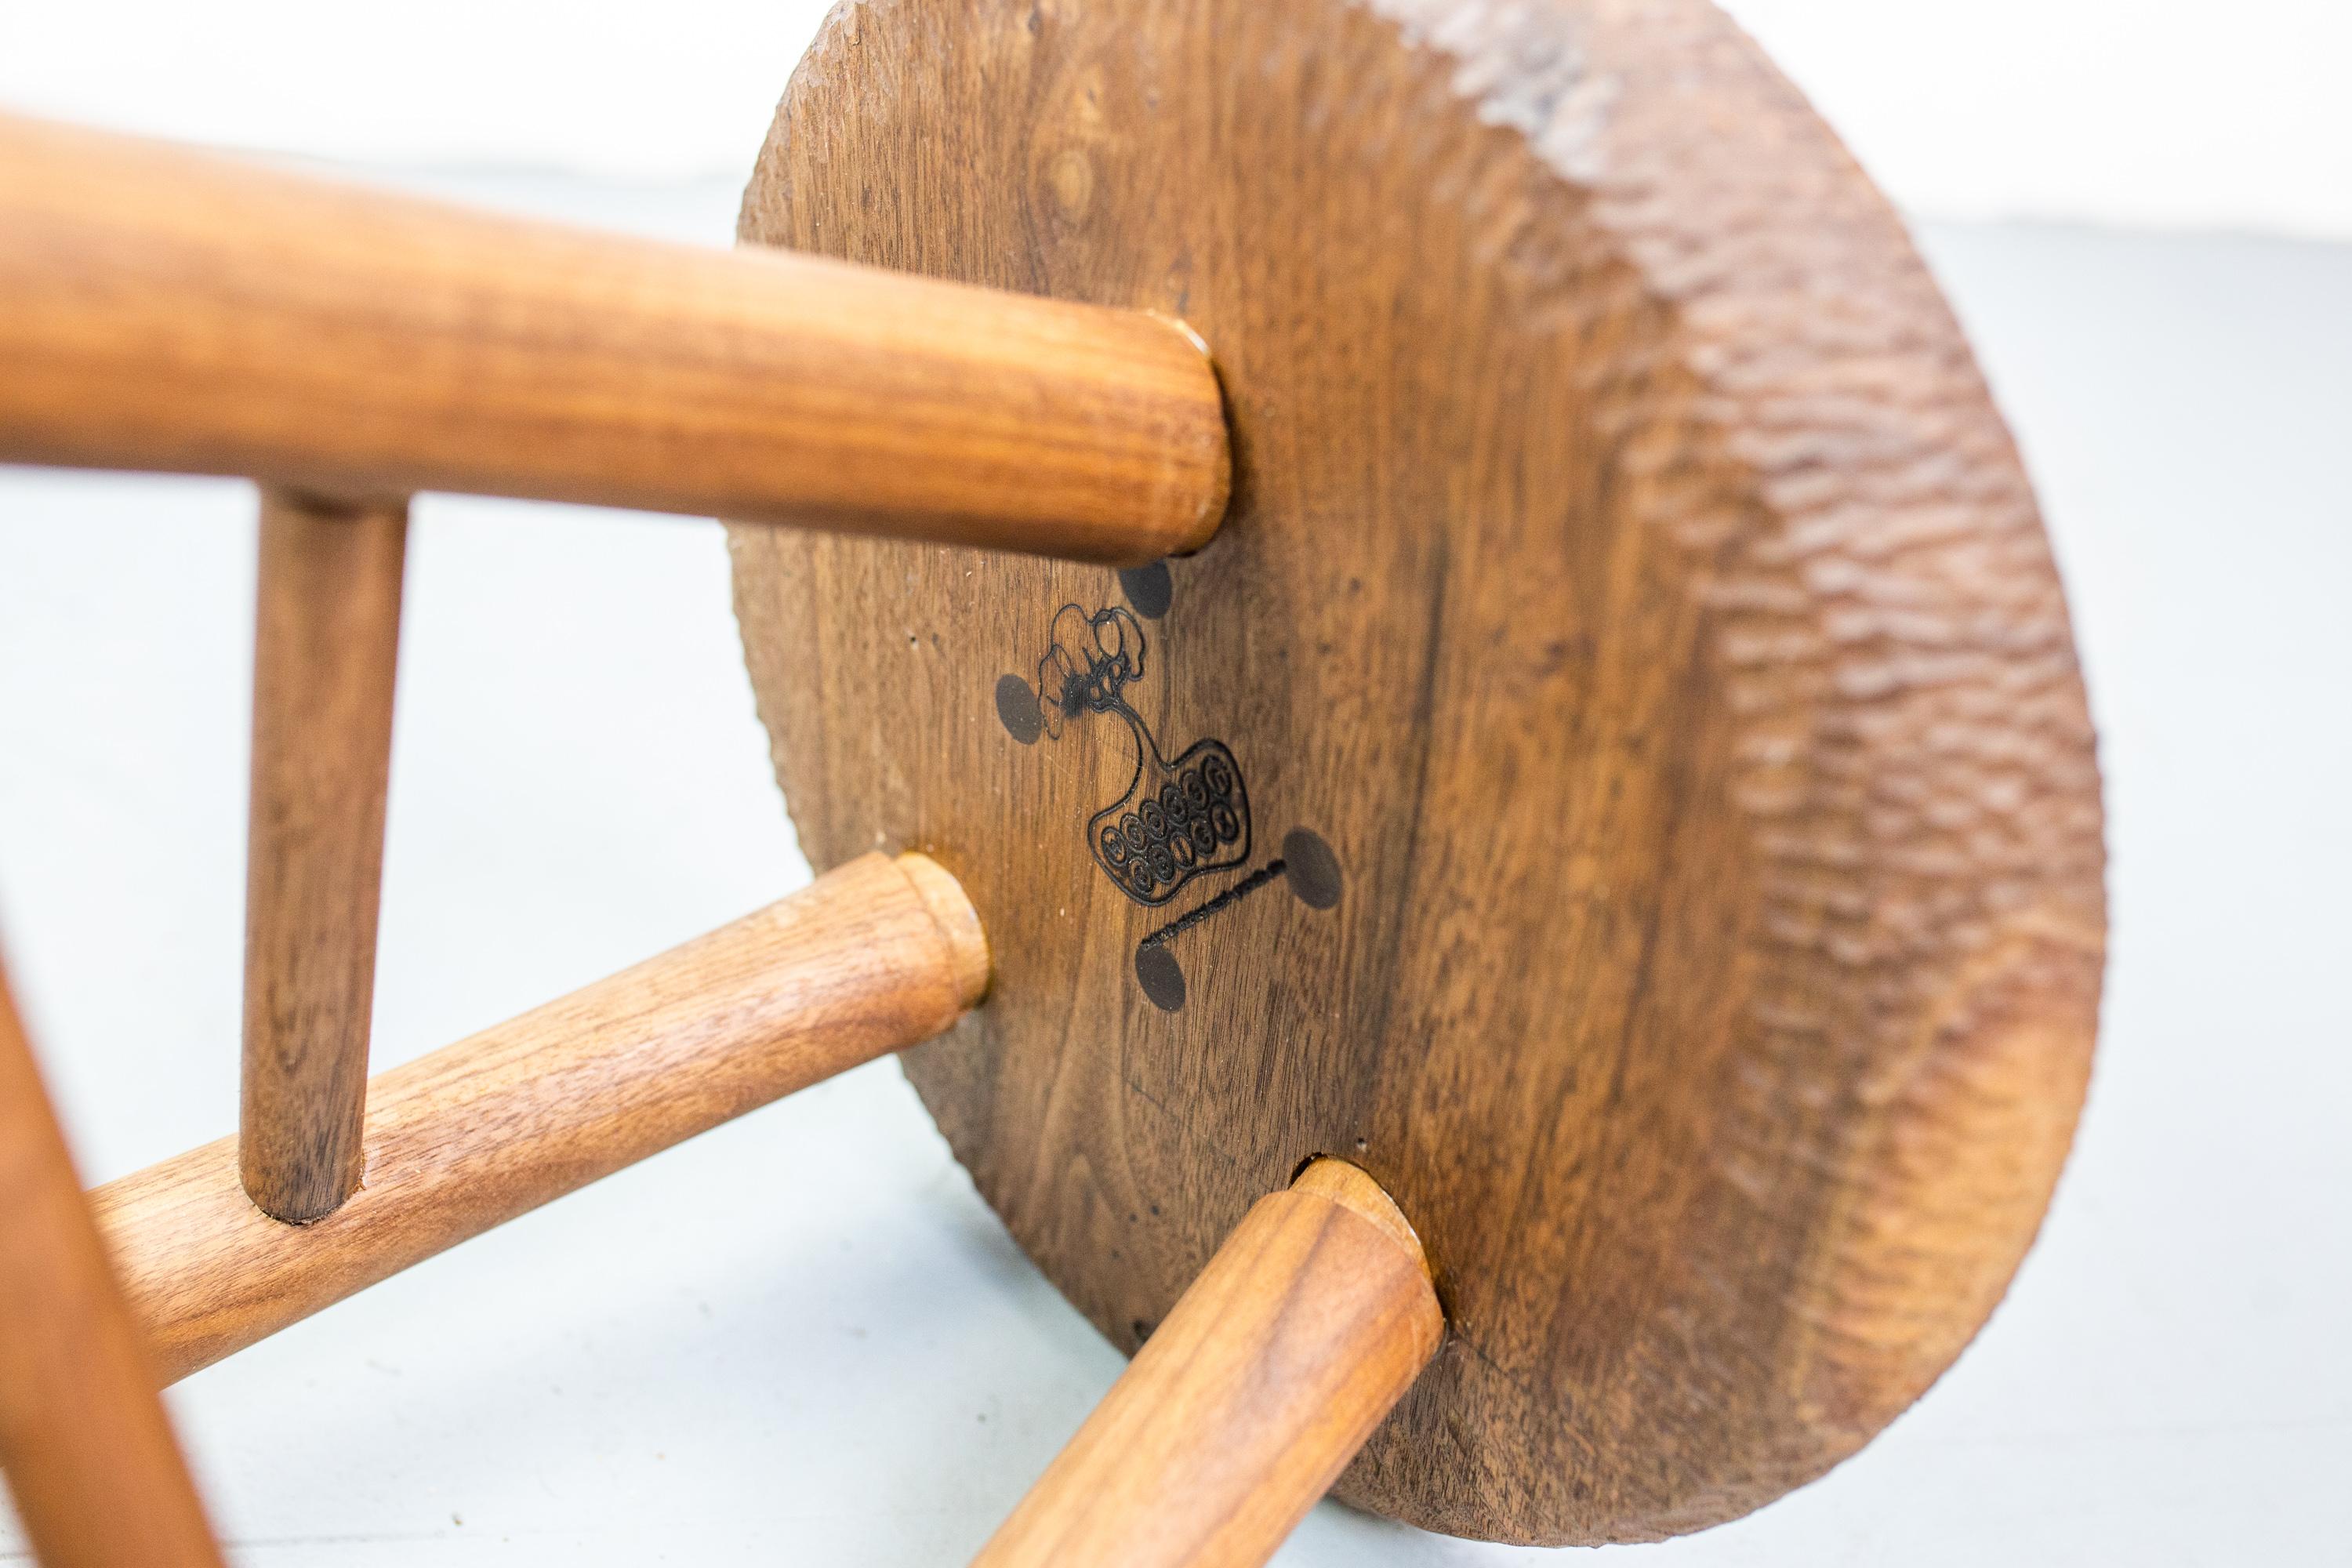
[0,964,223,1566]
[93,853,988,1383]
[0,111,1228,564]
[975,1159,1442,1568]
[731,0,2106,1544]
[241,486,408,1223]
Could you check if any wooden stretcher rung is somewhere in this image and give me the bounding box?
[238,485,409,1224]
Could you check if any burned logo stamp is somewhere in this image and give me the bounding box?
[997,603,1249,906]
[996,590,1343,1013]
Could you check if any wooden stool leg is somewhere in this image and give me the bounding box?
[0,112,1227,566]
[240,485,408,1222]
[100,851,989,1384]
[972,1159,1442,1568]
[0,963,223,1566]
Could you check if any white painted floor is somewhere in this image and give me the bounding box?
[2,175,2346,1564]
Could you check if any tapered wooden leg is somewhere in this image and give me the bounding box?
[239,485,408,1222]
[0,962,223,1567]
[973,1159,1442,1568]
[0,111,1228,566]
[100,851,989,1384]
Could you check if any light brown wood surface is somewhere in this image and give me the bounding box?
[93,852,988,1383]
[0,963,224,1567]
[732,0,2107,1543]
[974,1159,1442,1568]
[0,111,1228,565]
[240,485,408,1222]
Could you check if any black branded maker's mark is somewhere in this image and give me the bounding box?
[999,603,1248,906]
[994,584,1345,1013]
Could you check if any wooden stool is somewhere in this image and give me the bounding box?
[0,1,2104,1562]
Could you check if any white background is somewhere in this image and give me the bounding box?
[2,3,2350,1565]
[2,0,2350,237]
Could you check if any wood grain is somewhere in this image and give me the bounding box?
[0,962,223,1566]
[241,485,408,1222]
[731,0,2106,1543]
[93,851,988,1384]
[0,110,1227,565]
[973,1159,1441,1568]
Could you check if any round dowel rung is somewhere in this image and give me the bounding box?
[93,851,989,1384]
[240,485,408,1224]
[972,1158,1443,1568]
[0,111,1229,567]
[0,962,225,1566]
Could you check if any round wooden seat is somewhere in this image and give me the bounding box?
[733,0,2106,1544]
